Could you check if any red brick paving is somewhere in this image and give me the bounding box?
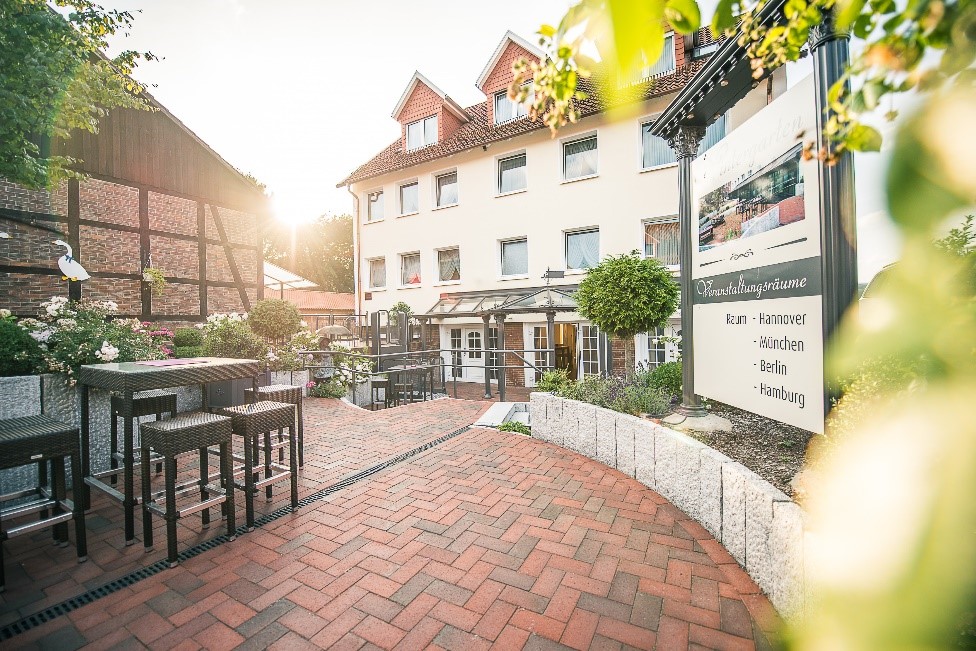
[1,398,780,649]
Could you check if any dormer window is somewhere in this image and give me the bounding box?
[493,89,528,125]
[636,33,676,81]
[406,115,438,150]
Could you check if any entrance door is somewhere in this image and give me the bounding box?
[577,323,602,377]
[442,326,485,383]
[524,322,578,386]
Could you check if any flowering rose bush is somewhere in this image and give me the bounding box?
[200,312,267,360]
[266,329,319,372]
[16,298,168,385]
[308,343,374,398]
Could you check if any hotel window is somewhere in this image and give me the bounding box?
[641,121,677,169]
[638,33,675,79]
[400,253,421,286]
[366,190,384,221]
[406,115,437,150]
[566,228,599,270]
[494,89,529,124]
[579,324,601,377]
[435,171,458,208]
[562,135,598,181]
[497,153,527,194]
[647,327,668,368]
[368,258,386,289]
[500,238,528,277]
[644,218,680,266]
[399,181,419,215]
[437,247,461,282]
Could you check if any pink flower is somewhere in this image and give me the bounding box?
[306,381,315,388]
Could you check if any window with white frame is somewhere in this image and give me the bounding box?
[500,238,528,277]
[435,171,458,208]
[406,115,437,150]
[647,326,668,368]
[562,135,598,180]
[437,247,461,282]
[366,190,384,221]
[399,181,419,215]
[638,33,675,79]
[494,89,529,124]
[644,218,680,266]
[579,324,601,377]
[697,113,727,156]
[641,120,677,169]
[368,258,386,289]
[566,229,599,270]
[400,252,421,286]
[497,153,527,194]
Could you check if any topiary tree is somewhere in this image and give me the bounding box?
[247,299,302,341]
[388,301,413,327]
[574,251,679,377]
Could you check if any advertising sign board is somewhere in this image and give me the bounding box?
[691,75,825,433]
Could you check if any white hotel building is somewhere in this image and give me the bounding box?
[338,31,786,388]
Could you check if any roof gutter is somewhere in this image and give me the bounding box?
[345,184,362,316]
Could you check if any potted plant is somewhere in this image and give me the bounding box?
[142,266,167,297]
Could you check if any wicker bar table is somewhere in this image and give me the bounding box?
[78,357,262,545]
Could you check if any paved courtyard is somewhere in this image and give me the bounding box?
[1,397,778,649]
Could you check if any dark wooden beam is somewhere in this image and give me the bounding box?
[208,204,251,311]
[139,188,151,318]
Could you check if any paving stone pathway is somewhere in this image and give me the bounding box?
[1,398,779,649]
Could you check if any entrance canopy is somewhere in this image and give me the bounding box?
[264,261,318,293]
[421,286,579,319]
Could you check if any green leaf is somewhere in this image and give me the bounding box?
[847,124,883,151]
[665,0,701,33]
[711,0,736,35]
[539,24,557,38]
[835,0,867,29]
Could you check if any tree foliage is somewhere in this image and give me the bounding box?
[0,0,156,188]
[265,214,354,293]
[575,251,679,374]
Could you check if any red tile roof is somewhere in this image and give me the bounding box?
[337,61,708,188]
[278,289,355,312]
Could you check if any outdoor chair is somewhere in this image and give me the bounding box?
[0,415,87,591]
[107,389,177,486]
[370,375,391,410]
[244,384,304,466]
[140,412,235,567]
[218,401,298,531]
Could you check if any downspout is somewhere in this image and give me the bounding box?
[345,184,362,316]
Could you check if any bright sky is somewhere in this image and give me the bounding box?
[102,0,573,223]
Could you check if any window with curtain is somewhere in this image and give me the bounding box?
[435,172,458,207]
[697,113,727,156]
[368,258,386,288]
[494,89,528,124]
[500,238,528,276]
[399,181,419,214]
[639,33,676,79]
[566,229,600,270]
[437,248,461,282]
[647,327,667,368]
[366,190,384,221]
[400,253,421,285]
[644,219,680,265]
[406,115,437,150]
[641,121,677,169]
[497,153,527,194]
[562,135,598,180]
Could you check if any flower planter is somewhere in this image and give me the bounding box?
[269,369,310,395]
[207,378,251,409]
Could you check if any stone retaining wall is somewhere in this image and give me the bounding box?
[530,392,807,621]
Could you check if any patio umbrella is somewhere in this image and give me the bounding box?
[316,324,353,338]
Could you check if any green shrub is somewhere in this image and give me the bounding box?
[536,368,573,393]
[0,318,46,377]
[174,345,205,359]
[173,327,203,347]
[614,384,671,416]
[309,380,346,399]
[202,316,267,360]
[498,420,531,436]
[247,299,302,340]
[649,361,682,398]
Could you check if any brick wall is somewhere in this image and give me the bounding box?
[151,281,199,316]
[482,40,537,125]
[0,272,63,315]
[149,191,196,235]
[80,178,139,228]
[80,224,141,274]
[85,277,141,314]
[0,179,66,215]
[207,285,257,314]
[149,235,198,280]
[502,321,525,387]
[205,206,256,246]
[610,334,636,377]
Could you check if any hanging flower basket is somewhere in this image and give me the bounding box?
[142,266,167,297]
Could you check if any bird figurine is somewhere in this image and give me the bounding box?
[0,232,10,239]
[53,239,90,281]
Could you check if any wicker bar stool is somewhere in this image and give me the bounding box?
[370,376,390,411]
[243,385,304,467]
[140,413,235,567]
[218,401,298,531]
[0,415,87,592]
[107,389,177,485]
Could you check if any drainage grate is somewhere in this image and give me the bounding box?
[0,425,471,641]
